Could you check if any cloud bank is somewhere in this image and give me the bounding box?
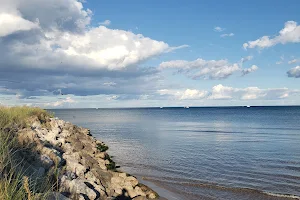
[159,58,257,80]
[159,84,298,101]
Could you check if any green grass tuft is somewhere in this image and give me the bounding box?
[96,143,109,152]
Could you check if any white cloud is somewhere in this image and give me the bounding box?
[240,56,253,64]
[0,0,184,72]
[209,84,297,100]
[220,33,234,37]
[103,82,117,86]
[107,95,119,100]
[276,55,285,64]
[166,44,190,52]
[159,58,257,79]
[44,97,76,107]
[241,65,258,76]
[288,59,299,64]
[287,66,300,78]
[243,21,300,49]
[158,89,208,100]
[99,20,111,26]
[209,84,236,100]
[214,26,225,32]
[158,85,298,101]
[8,26,172,70]
[0,13,39,37]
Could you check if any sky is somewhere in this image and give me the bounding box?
[0,0,300,108]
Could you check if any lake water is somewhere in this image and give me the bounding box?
[52,106,300,200]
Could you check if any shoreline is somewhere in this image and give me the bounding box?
[15,115,160,199]
[139,176,300,200]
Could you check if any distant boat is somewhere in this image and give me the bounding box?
[160,107,163,109]
[184,106,190,109]
[246,105,251,108]
[96,108,99,109]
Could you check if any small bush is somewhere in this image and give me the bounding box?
[96,143,109,152]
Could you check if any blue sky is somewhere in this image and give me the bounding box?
[0,0,300,108]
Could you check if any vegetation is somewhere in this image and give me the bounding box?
[0,106,53,129]
[105,155,117,171]
[96,143,109,152]
[0,106,55,200]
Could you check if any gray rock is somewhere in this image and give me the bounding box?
[31,121,41,129]
[37,167,46,176]
[47,192,71,200]
[40,154,54,168]
[69,179,97,200]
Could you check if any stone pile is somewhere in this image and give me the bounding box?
[17,117,158,200]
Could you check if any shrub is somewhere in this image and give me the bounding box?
[96,143,109,152]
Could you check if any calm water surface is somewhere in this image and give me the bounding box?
[52,107,300,200]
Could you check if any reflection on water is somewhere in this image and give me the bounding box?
[52,107,300,200]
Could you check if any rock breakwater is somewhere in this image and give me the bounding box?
[17,116,158,200]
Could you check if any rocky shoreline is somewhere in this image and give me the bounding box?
[16,116,159,200]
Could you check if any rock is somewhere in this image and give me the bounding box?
[127,189,138,198]
[80,153,98,168]
[63,153,87,177]
[46,192,71,200]
[96,152,108,159]
[31,121,41,129]
[125,176,139,187]
[40,154,54,168]
[37,167,45,176]
[65,170,77,180]
[17,117,159,200]
[114,188,123,195]
[119,173,127,179]
[133,196,148,200]
[134,186,146,197]
[68,179,97,200]
[148,193,157,199]
[111,176,124,185]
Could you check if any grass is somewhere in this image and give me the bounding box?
[0,106,55,200]
[0,106,53,129]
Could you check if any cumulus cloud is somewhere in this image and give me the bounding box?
[0,13,39,37]
[159,58,257,79]
[243,21,300,49]
[158,89,208,100]
[241,65,258,76]
[99,20,111,26]
[214,26,225,32]
[287,66,300,78]
[0,0,186,100]
[220,33,234,37]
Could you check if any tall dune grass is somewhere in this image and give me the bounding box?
[0,106,53,129]
[0,106,55,200]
